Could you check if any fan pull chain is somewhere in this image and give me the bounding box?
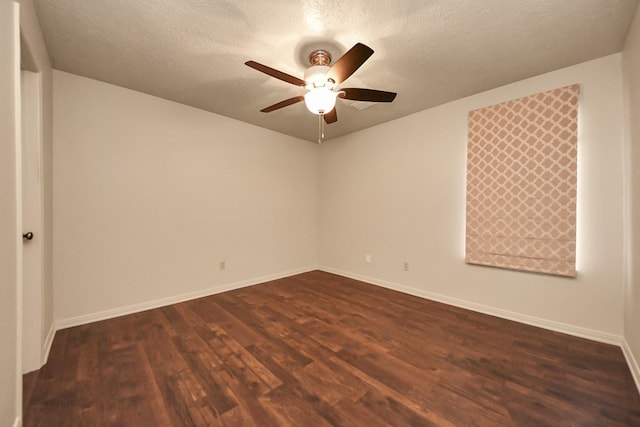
[318,113,323,144]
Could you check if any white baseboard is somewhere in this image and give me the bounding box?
[55,266,316,330]
[13,416,21,427]
[319,266,623,346]
[41,322,56,366]
[621,338,640,395]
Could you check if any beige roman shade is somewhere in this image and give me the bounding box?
[465,84,579,277]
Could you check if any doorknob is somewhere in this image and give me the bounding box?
[23,232,33,241]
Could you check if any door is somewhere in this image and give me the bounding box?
[21,69,44,374]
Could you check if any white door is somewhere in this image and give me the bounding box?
[21,69,44,374]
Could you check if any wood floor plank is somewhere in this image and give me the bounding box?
[136,310,222,426]
[258,383,335,427]
[23,271,640,426]
[330,397,397,427]
[191,299,266,348]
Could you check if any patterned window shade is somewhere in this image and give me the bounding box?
[465,84,579,277]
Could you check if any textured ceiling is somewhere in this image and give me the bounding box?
[34,0,638,142]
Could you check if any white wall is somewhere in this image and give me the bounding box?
[53,71,318,323]
[623,4,640,386]
[1,2,20,425]
[319,54,625,341]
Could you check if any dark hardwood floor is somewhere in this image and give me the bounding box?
[23,270,640,426]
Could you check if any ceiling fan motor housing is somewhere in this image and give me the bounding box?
[309,49,332,66]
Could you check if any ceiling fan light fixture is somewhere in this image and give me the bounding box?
[303,65,332,89]
[304,87,337,115]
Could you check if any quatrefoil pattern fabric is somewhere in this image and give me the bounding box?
[465,84,579,277]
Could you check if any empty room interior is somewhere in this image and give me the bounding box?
[3,0,640,425]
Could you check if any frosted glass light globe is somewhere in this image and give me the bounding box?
[304,87,337,115]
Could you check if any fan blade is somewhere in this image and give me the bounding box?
[326,43,374,84]
[260,96,305,112]
[340,88,397,102]
[324,107,338,124]
[245,61,307,86]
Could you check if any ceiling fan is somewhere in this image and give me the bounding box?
[245,43,397,127]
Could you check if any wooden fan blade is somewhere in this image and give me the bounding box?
[245,61,307,86]
[324,107,338,124]
[260,96,305,112]
[340,88,397,102]
[326,43,374,84]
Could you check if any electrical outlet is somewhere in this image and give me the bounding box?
[365,254,371,264]
[404,262,409,271]
[219,261,226,270]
